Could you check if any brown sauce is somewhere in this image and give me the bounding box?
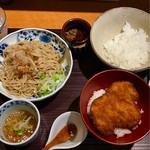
[67,124,77,138]
[65,28,84,42]
[3,110,37,143]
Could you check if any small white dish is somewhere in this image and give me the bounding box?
[46,111,88,149]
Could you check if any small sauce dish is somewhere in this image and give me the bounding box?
[45,111,88,149]
[61,18,91,52]
[0,99,40,146]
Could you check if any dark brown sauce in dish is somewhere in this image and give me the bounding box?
[65,28,85,42]
[67,123,77,138]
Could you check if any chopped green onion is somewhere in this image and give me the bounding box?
[34,67,66,97]
[40,72,46,79]
[17,128,23,136]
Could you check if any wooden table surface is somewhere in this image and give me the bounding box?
[0,28,149,150]
[0,1,149,150]
[0,0,149,29]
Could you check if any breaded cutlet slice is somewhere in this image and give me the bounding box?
[107,81,139,104]
[90,81,141,136]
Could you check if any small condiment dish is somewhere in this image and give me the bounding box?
[0,99,40,146]
[45,111,88,149]
[61,18,91,52]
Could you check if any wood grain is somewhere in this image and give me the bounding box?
[0,29,149,150]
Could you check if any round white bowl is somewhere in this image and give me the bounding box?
[90,7,150,72]
[0,28,73,102]
[0,99,40,146]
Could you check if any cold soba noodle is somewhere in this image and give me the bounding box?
[0,40,66,98]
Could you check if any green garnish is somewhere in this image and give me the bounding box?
[17,128,23,136]
[40,72,46,79]
[52,73,59,82]
[34,67,66,97]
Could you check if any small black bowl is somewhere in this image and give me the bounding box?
[61,18,91,51]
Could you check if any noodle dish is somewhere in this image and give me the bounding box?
[0,28,73,101]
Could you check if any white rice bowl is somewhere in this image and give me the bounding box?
[90,7,150,72]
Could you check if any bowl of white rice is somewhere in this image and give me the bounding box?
[79,69,149,145]
[90,7,150,72]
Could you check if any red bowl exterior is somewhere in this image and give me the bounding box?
[80,69,150,145]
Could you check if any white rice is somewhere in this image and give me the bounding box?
[87,89,106,115]
[103,22,150,70]
[114,128,132,138]
[87,89,143,138]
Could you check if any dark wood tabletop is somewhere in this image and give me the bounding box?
[0,29,149,150]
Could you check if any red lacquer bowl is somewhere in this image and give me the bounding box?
[80,69,149,145]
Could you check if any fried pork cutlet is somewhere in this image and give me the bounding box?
[108,81,139,104]
[90,81,141,136]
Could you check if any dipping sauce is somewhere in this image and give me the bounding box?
[65,28,85,42]
[3,110,37,143]
[62,18,91,49]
